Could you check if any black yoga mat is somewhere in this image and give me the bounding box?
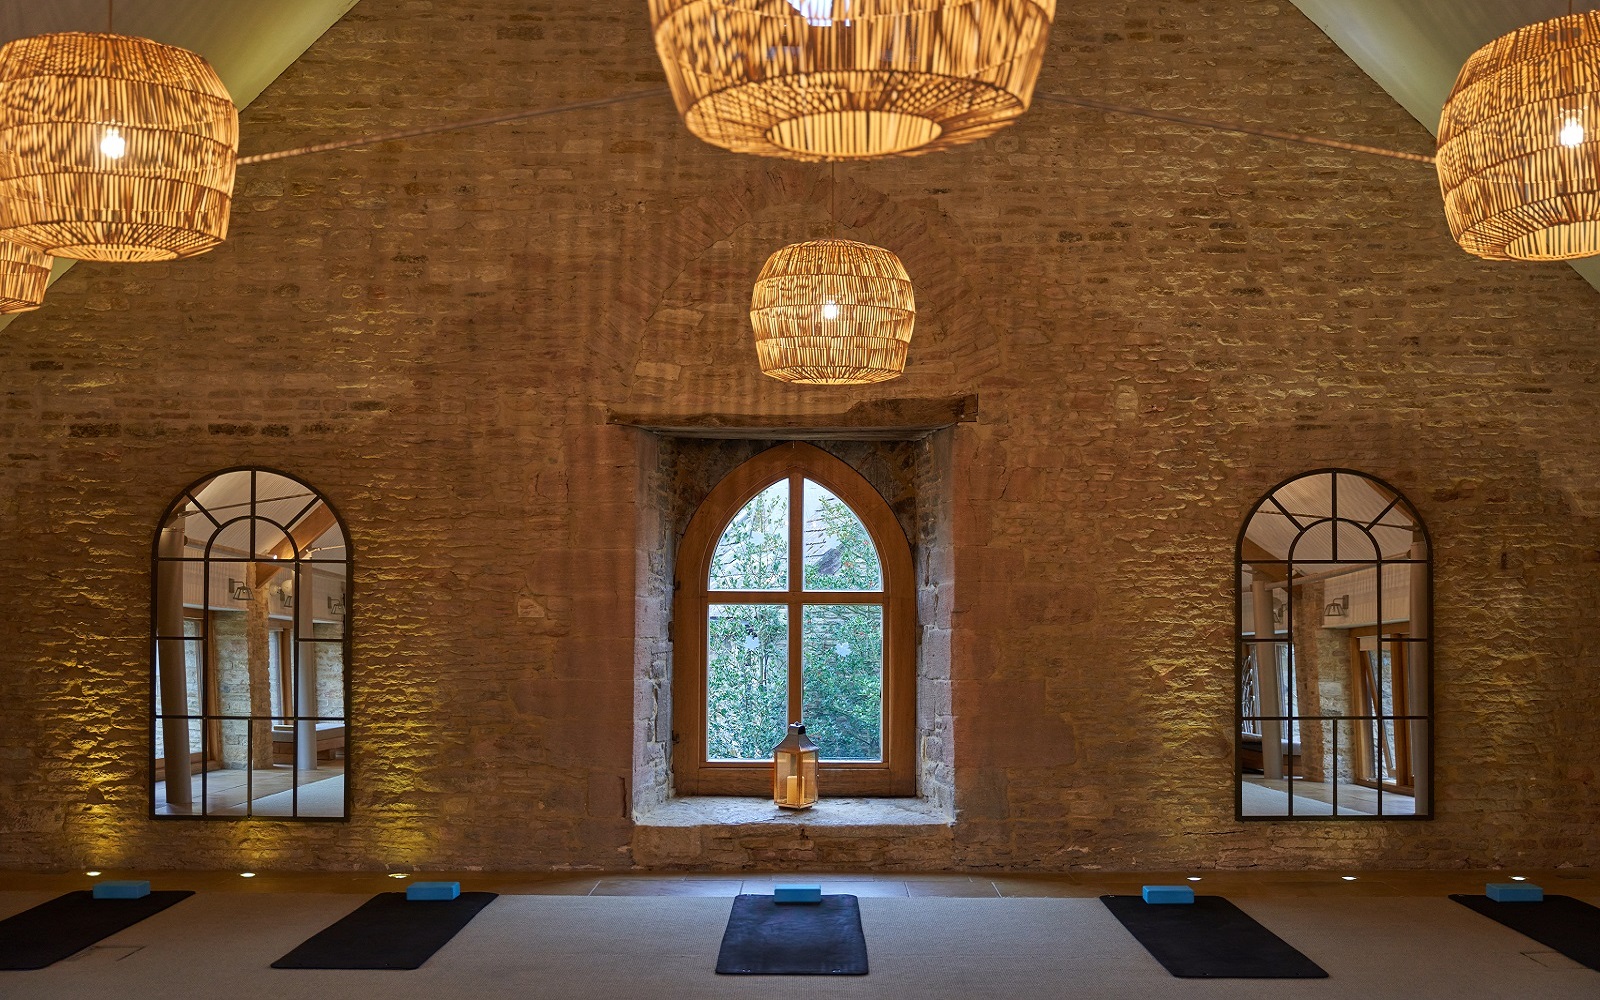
[715,894,868,975]
[0,890,193,970]
[272,891,497,970]
[1101,894,1327,979]
[1451,894,1600,971]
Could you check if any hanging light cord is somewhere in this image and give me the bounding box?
[1035,91,1435,165]
[238,88,670,166]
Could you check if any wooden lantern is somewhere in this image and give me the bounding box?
[1438,12,1600,260]
[0,237,50,313]
[773,722,818,809]
[649,0,1057,161]
[0,33,238,262]
[750,238,915,384]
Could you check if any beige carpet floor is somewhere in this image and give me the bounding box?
[0,891,1595,999]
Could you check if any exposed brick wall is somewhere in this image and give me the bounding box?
[1,0,1597,872]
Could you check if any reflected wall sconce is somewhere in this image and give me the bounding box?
[229,578,251,601]
[1324,595,1349,618]
[327,592,346,615]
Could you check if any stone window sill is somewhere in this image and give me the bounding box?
[634,796,952,829]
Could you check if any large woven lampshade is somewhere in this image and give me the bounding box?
[649,0,1056,161]
[0,33,238,262]
[0,237,50,314]
[1438,12,1600,260]
[750,238,914,384]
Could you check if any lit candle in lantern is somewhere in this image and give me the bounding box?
[773,722,819,809]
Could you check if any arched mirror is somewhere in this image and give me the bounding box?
[151,468,351,820]
[1236,470,1431,820]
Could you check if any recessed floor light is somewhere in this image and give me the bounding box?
[239,872,256,878]
[388,873,409,879]
[1186,876,1202,882]
[85,870,102,877]
[1511,876,1527,881]
[1341,876,1358,881]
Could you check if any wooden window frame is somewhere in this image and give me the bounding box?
[672,442,917,797]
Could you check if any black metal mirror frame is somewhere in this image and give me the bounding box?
[1234,468,1433,821]
[148,466,354,822]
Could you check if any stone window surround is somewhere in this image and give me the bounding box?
[620,401,968,831]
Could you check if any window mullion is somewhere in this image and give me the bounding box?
[787,471,804,729]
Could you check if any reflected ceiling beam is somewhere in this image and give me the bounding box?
[1290,0,1600,294]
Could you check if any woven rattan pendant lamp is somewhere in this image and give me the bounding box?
[1438,11,1600,260]
[0,32,238,262]
[649,0,1057,161]
[0,237,50,314]
[750,238,915,383]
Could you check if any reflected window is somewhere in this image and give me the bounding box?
[151,468,351,820]
[1237,470,1431,820]
[675,442,914,796]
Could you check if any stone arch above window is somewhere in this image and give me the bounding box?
[1236,469,1432,820]
[151,467,352,820]
[673,442,917,797]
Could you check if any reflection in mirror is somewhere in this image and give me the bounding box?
[1237,470,1430,820]
[152,468,350,820]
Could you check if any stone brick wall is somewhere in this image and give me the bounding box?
[1,0,1597,872]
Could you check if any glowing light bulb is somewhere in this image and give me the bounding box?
[1340,875,1357,881]
[1186,876,1202,882]
[100,127,126,159]
[821,300,841,320]
[1561,116,1585,148]
[239,871,256,878]
[388,872,409,879]
[1511,875,1527,881]
[85,870,102,877]
[787,0,842,27]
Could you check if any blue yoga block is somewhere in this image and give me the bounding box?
[1486,882,1543,903]
[1142,885,1195,905]
[406,881,461,901]
[774,884,823,904]
[92,880,151,900]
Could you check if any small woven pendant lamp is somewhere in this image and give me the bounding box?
[0,33,239,262]
[649,0,1057,161]
[1438,12,1600,260]
[750,238,915,384]
[0,237,51,314]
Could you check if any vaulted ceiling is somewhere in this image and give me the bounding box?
[2,1,1595,323]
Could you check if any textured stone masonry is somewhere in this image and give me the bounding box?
[0,0,1597,872]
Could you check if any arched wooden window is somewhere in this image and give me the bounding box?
[674,443,916,796]
[1236,469,1431,820]
[151,468,352,820]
